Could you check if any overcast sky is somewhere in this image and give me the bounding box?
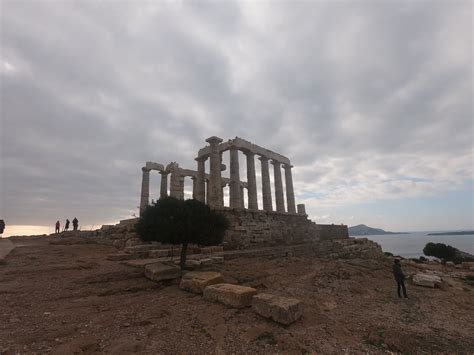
[1,0,472,235]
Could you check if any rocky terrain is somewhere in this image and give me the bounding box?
[1,235,473,354]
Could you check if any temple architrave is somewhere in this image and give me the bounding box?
[139,136,303,216]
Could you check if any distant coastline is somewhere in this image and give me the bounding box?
[427,231,474,236]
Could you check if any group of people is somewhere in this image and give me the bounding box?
[55,218,79,233]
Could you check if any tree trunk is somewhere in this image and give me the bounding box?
[180,242,188,270]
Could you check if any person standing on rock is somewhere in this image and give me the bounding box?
[393,259,408,298]
[72,217,78,231]
[64,219,70,231]
[0,219,5,237]
[55,220,60,234]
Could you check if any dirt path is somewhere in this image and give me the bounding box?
[1,236,473,354]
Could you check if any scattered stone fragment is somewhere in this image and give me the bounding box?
[412,273,442,288]
[446,261,455,267]
[203,283,257,308]
[180,271,224,294]
[211,256,224,264]
[144,263,181,282]
[251,293,303,325]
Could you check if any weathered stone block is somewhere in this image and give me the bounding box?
[179,271,224,294]
[185,260,202,268]
[412,273,442,288]
[251,293,303,325]
[200,258,214,266]
[149,249,169,258]
[107,253,135,261]
[203,283,257,308]
[124,258,167,268]
[462,262,474,269]
[144,263,181,282]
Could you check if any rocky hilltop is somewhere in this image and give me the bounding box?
[0,234,473,353]
[348,224,406,236]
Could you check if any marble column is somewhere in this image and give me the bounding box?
[245,151,258,210]
[139,167,150,215]
[195,158,206,203]
[259,156,272,211]
[229,146,241,208]
[179,176,185,200]
[191,176,197,199]
[240,186,245,209]
[159,171,168,199]
[284,164,296,213]
[170,169,183,200]
[206,136,223,208]
[272,160,285,212]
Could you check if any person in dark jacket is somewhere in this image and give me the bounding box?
[393,259,408,298]
[55,220,60,234]
[64,219,70,231]
[72,218,78,231]
[0,219,5,236]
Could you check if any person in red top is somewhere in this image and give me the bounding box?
[55,220,60,234]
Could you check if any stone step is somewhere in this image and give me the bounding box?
[203,283,257,308]
[252,293,303,325]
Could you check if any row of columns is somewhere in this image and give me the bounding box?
[201,137,296,213]
[139,138,297,215]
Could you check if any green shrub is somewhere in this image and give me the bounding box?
[423,242,457,261]
[135,197,229,269]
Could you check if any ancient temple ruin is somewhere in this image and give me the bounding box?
[137,136,347,249]
[139,136,305,215]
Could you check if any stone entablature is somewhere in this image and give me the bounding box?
[139,136,299,216]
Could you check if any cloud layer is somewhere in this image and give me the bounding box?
[1,1,472,231]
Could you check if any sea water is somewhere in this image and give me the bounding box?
[358,232,474,258]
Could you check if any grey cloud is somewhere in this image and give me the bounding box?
[0,0,471,228]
